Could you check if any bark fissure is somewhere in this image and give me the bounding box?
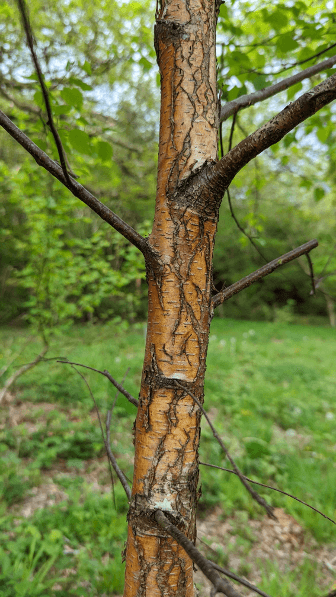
[124,2,231,595]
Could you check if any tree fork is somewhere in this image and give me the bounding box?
[123,2,221,595]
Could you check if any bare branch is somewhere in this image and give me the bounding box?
[208,561,272,597]
[155,510,243,597]
[211,74,336,194]
[57,359,139,407]
[0,110,149,255]
[106,410,132,501]
[220,54,336,123]
[199,462,336,526]
[305,253,316,295]
[226,187,268,262]
[212,240,318,310]
[16,0,73,186]
[0,342,48,405]
[70,363,131,501]
[174,382,275,520]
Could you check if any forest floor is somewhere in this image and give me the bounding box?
[0,317,335,596]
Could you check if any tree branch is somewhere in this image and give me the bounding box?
[0,342,48,405]
[71,364,132,503]
[199,462,336,526]
[207,560,272,597]
[212,240,318,310]
[210,74,336,195]
[0,110,150,255]
[16,0,73,186]
[154,510,243,597]
[106,409,132,501]
[57,359,139,407]
[174,382,276,520]
[220,54,336,123]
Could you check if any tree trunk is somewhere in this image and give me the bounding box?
[123,2,219,595]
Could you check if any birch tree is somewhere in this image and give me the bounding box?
[1,0,336,595]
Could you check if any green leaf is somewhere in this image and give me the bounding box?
[266,9,288,30]
[68,129,91,154]
[53,104,72,116]
[139,56,152,71]
[314,187,325,202]
[252,75,268,91]
[33,90,44,108]
[68,76,93,91]
[317,126,330,144]
[287,81,302,101]
[97,141,113,161]
[276,33,299,53]
[82,60,92,75]
[60,87,83,108]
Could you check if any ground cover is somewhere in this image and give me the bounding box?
[0,318,335,595]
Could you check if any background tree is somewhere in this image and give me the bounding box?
[1,0,336,596]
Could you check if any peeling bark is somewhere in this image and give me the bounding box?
[123,2,220,595]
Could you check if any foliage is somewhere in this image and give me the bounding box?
[0,319,335,594]
[1,0,336,328]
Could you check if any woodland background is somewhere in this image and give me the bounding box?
[0,0,336,595]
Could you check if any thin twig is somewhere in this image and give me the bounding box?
[212,239,318,310]
[0,335,34,378]
[197,536,272,597]
[228,113,237,152]
[199,462,336,526]
[109,367,130,418]
[227,187,268,262]
[0,342,48,405]
[70,364,116,507]
[226,114,269,262]
[306,253,316,295]
[155,510,243,597]
[209,560,272,597]
[105,367,133,499]
[57,359,139,407]
[16,0,73,186]
[174,382,276,520]
[105,412,132,501]
[319,242,336,279]
[219,120,224,159]
[70,364,131,501]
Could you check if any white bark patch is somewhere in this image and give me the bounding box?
[153,497,173,511]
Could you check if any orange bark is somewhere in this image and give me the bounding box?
[124,2,220,595]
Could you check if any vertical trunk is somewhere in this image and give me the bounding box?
[124,0,218,597]
[123,2,220,596]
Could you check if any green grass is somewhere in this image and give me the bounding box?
[0,317,335,595]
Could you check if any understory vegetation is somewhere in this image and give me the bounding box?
[0,318,335,596]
